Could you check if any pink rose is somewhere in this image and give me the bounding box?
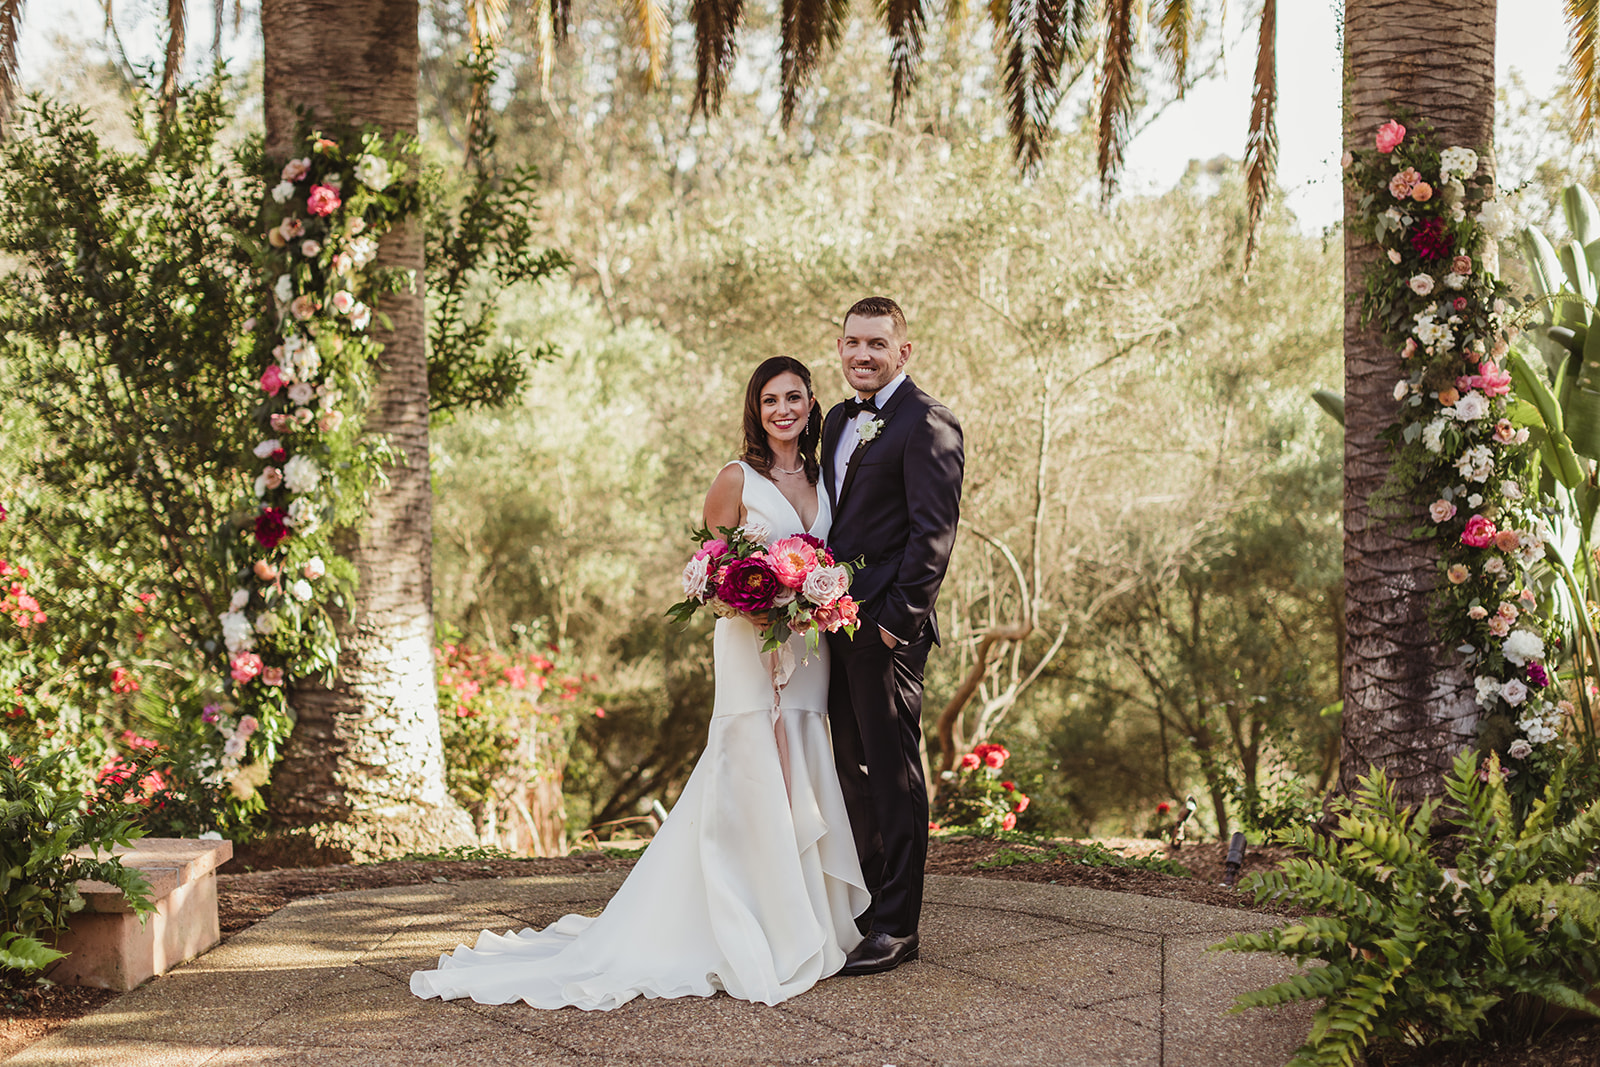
[278,217,304,241]
[229,651,264,684]
[318,410,344,433]
[1494,529,1521,553]
[301,239,322,258]
[1468,605,1488,620]
[281,157,311,182]
[237,714,260,738]
[260,364,285,396]
[306,184,342,217]
[1402,338,1418,359]
[1497,601,1519,621]
[1478,363,1512,396]
[1452,255,1472,275]
[1453,296,1468,312]
[332,252,353,275]
[1447,563,1470,584]
[1376,120,1406,153]
[1461,515,1496,548]
[1429,499,1456,523]
[262,467,283,490]
[1488,615,1512,637]
[332,290,356,314]
[269,413,291,433]
[1493,419,1515,443]
[1387,248,1402,264]
[261,667,284,687]
[289,295,319,321]
[1389,166,1420,199]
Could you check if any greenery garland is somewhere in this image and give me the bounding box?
[209,130,420,790]
[1346,118,1567,783]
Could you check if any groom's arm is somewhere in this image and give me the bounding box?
[878,403,964,644]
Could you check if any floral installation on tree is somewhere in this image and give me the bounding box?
[934,741,1030,833]
[1346,116,1566,782]
[668,522,861,652]
[210,129,421,794]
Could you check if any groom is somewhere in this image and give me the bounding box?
[822,297,964,976]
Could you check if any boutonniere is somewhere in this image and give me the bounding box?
[858,418,884,445]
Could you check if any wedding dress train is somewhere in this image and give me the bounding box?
[411,462,869,1009]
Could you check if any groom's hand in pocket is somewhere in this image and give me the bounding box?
[879,626,898,649]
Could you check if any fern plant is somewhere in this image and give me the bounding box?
[1215,748,1600,1067]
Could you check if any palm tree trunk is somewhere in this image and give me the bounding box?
[259,0,474,860]
[1340,0,1496,806]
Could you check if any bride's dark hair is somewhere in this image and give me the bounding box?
[742,357,822,485]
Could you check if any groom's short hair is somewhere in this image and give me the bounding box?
[842,296,906,338]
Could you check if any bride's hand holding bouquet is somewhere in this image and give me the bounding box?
[669,522,859,653]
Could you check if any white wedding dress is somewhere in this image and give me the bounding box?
[411,461,869,1010]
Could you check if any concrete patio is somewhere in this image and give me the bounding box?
[8,873,1315,1066]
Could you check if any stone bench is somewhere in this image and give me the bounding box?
[46,837,233,991]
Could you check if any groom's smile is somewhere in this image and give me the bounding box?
[838,314,912,396]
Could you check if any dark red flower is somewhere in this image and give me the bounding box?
[1528,662,1549,688]
[1408,217,1451,261]
[255,507,291,549]
[1453,297,1468,312]
[718,556,781,612]
[270,448,288,464]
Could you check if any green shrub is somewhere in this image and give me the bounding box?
[1216,748,1600,1067]
[977,839,1192,877]
[933,742,1031,833]
[0,746,154,988]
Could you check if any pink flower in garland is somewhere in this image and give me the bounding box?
[255,507,291,549]
[1429,499,1457,523]
[1408,217,1451,261]
[230,651,263,684]
[306,184,342,217]
[1528,662,1549,688]
[260,364,285,396]
[1389,167,1421,199]
[1461,515,1496,548]
[1376,120,1406,153]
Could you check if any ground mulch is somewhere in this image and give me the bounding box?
[4,835,1594,1065]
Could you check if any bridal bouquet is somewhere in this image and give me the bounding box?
[669,524,860,652]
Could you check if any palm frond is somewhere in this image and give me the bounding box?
[1152,0,1192,91]
[691,0,745,114]
[161,0,187,113]
[945,0,968,42]
[880,0,927,121]
[1242,0,1276,270]
[991,0,1095,175]
[1098,0,1135,196]
[626,0,672,88]
[1567,0,1600,140]
[0,0,19,132]
[467,0,513,52]
[527,0,556,94]
[779,0,847,127]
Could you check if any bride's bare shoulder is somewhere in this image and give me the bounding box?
[703,461,745,529]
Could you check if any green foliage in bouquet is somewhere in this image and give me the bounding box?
[1216,749,1600,1067]
[0,746,153,989]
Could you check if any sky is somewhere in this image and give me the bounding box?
[20,0,1572,232]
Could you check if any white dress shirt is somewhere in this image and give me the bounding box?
[831,372,906,502]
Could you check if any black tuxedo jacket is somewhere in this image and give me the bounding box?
[821,377,963,645]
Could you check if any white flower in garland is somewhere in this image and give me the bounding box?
[1502,628,1545,666]
[1421,418,1447,454]
[1508,738,1533,760]
[1443,272,1468,290]
[355,153,393,191]
[287,382,314,405]
[291,579,315,602]
[1439,146,1479,181]
[282,455,321,494]
[1500,678,1529,706]
[1521,715,1559,745]
[280,335,321,381]
[1474,675,1501,706]
[1413,311,1455,350]
[348,236,379,268]
[271,180,295,204]
[287,496,320,532]
[1478,199,1516,240]
[220,611,255,653]
[229,588,250,611]
[1454,444,1493,481]
[253,438,282,459]
[1452,391,1489,422]
[1408,274,1436,296]
[254,611,281,636]
[350,302,371,331]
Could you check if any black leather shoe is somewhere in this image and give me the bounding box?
[841,931,920,976]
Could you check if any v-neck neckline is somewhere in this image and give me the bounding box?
[741,462,824,536]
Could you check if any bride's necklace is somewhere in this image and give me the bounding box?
[772,460,804,475]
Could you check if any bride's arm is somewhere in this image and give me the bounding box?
[702,463,745,533]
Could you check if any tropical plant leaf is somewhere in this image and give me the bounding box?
[626,0,672,87]
[1097,0,1135,196]
[1242,0,1276,270]
[1568,0,1600,140]
[1152,0,1193,89]
[778,0,849,126]
[691,0,745,114]
[880,0,927,120]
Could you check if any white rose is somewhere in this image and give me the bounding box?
[332,290,355,314]
[740,520,771,545]
[291,579,314,602]
[349,302,371,331]
[220,611,255,653]
[1478,199,1517,239]
[282,455,321,494]
[1467,493,1483,508]
[224,734,247,759]
[1452,391,1489,422]
[274,274,293,303]
[1500,480,1522,500]
[271,180,295,204]
[772,587,798,607]
[287,382,314,405]
[1502,629,1546,666]
[303,557,326,581]
[1500,679,1529,706]
[355,153,393,191]
[1443,272,1467,290]
[253,438,282,459]
[1409,274,1435,296]
[1393,380,1410,401]
[681,556,710,599]
[348,236,378,267]
[1421,418,1446,454]
[1507,738,1533,760]
[229,588,250,611]
[803,565,847,607]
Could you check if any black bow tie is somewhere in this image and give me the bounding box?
[849,396,879,416]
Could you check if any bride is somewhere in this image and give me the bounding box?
[411,356,869,1010]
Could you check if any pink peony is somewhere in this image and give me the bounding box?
[1461,515,1497,548]
[1477,363,1512,396]
[1429,499,1457,523]
[694,538,729,562]
[306,184,341,217]
[1375,120,1406,153]
[767,536,820,589]
[260,364,285,396]
[229,651,263,684]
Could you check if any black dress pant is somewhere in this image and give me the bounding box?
[827,618,931,939]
